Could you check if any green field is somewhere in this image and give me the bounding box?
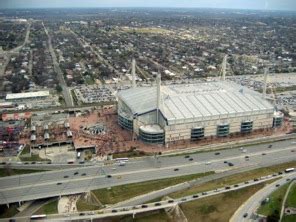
[76,199,101,212]
[282,215,296,222]
[0,168,45,177]
[19,154,51,162]
[93,171,214,205]
[35,199,58,215]
[285,183,296,207]
[257,183,290,216]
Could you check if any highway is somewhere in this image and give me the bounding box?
[42,22,74,107]
[230,173,296,222]
[0,139,295,204]
[5,172,295,222]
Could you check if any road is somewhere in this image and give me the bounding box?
[42,22,74,107]
[230,173,296,222]
[5,172,295,222]
[0,139,295,204]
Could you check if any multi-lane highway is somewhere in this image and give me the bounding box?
[0,139,295,204]
[5,172,295,222]
[230,173,296,222]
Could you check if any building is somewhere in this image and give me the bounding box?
[5,91,50,102]
[117,75,282,144]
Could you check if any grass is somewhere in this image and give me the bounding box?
[20,144,30,155]
[257,182,290,216]
[76,199,101,212]
[19,154,51,162]
[170,161,296,199]
[107,211,169,222]
[285,183,296,207]
[35,199,58,215]
[113,149,151,159]
[0,204,19,219]
[282,215,296,222]
[0,168,45,177]
[180,183,267,222]
[92,171,214,205]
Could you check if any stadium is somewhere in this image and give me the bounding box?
[117,75,283,144]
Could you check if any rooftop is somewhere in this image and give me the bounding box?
[118,81,275,125]
[6,91,50,100]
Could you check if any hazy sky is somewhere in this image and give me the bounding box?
[0,0,296,11]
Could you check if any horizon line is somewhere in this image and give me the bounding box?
[0,6,296,13]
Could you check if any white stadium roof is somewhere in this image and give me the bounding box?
[117,81,274,125]
[6,91,50,100]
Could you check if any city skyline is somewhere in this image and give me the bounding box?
[0,0,296,11]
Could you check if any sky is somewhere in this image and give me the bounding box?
[0,0,296,11]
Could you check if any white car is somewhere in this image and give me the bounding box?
[205,161,211,165]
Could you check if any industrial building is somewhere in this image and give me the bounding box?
[117,73,283,144]
[5,91,50,101]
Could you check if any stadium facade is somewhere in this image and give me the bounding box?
[117,75,283,144]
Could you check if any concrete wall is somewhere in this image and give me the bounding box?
[164,112,273,143]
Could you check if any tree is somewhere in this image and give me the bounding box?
[56,85,63,93]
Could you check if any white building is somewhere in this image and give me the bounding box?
[117,75,283,144]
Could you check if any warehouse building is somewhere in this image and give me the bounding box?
[117,74,283,144]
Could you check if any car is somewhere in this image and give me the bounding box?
[214,188,219,192]
[278,172,283,175]
[168,200,174,203]
[81,173,87,176]
[268,145,272,148]
[79,161,85,164]
[244,181,249,184]
[262,153,266,156]
[215,152,220,155]
[224,161,228,164]
[242,149,247,153]
[228,162,234,167]
[47,162,52,164]
[141,205,148,208]
[31,161,36,164]
[254,178,259,182]
[185,155,190,158]
[192,195,199,198]
[272,174,277,177]
[202,192,207,195]
[107,175,112,178]
[239,147,244,150]
[155,203,161,206]
[205,162,211,165]
[243,213,248,218]
[189,158,193,161]
[225,186,231,190]
[181,198,187,201]
[234,184,239,187]
[57,182,62,185]
[245,156,249,159]
[111,210,117,213]
[276,184,280,187]
[286,178,291,181]
[174,168,179,171]
[64,175,69,178]
[291,150,295,153]
[74,172,79,175]
[0,162,5,165]
[79,213,85,216]
[24,162,29,165]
